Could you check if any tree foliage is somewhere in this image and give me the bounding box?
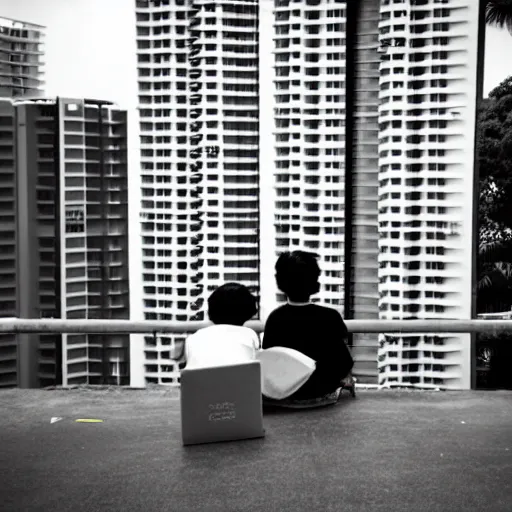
[477,75,512,312]
[478,239,512,313]
[477,78,512,230]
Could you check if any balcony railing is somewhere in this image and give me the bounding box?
[1,318,511,334]
[2,318,511,390]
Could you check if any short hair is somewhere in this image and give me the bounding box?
[275,251,321,300]
[207,282,258,325]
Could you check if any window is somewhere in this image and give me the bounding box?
[65,206,84,233]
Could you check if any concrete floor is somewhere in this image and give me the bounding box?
[1,387,511,512]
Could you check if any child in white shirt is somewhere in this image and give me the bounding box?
[185,283,259,369]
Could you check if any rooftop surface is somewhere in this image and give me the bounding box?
[1,388,511,512]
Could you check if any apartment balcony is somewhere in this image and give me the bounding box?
[0,32,43,45]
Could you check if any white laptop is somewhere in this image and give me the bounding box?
[180,361,265,446]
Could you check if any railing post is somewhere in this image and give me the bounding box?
[17,333,39,388]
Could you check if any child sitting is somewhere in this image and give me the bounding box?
[185,283,260,369]
[262,251,354,404]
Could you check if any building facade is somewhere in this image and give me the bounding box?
[377,0,481,389]
[265,0,348,311]
[346,0,381,382]
[259,0,382,382]
[0,99,19,387]
[0,16,45,98]
[0,16,46,387]
[133,0,482,389]
[135,0,260,384]
[0,97,130,388]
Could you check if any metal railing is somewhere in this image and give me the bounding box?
[478,311,512,320]
[1,318,512,334]
[2,318,511,389]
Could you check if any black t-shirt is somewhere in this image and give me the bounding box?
[262,304,354,400]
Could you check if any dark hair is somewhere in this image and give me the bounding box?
[275,251,321,301]
[208,282,258,325]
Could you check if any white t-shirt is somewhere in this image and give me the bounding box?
[185,324,260,370]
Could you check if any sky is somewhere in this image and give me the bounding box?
[1,0,138,109]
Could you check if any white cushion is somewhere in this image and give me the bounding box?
[257,347,316,400]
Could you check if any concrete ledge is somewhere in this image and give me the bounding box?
[1,389,511,512]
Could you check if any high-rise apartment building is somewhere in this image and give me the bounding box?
[0,98,19,387]
[0,16,46,387]
[377,0,481,389]
[259,0,382,382]
[134,0,381,385]
[0,17,45,98]
[134,0,482,389]
[0,97,130,388]
[261,0,481,388]
[264,0,347,311]
[135,0,260,384]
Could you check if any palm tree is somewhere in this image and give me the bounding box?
[486,0,512,33]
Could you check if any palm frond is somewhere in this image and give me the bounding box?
[479,238,502,254]
[479,262,512,293]
[479,237,512,262]
[494,261,512,280]
[486,0,512,34]
[478,274,494,290]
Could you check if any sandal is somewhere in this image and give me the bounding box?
[338,374,357,398]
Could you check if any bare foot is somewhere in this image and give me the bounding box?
[340,373,356,388]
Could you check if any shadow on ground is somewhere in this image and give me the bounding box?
[1,388,511,512]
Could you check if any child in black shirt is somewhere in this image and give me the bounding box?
[262,251,354,401]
